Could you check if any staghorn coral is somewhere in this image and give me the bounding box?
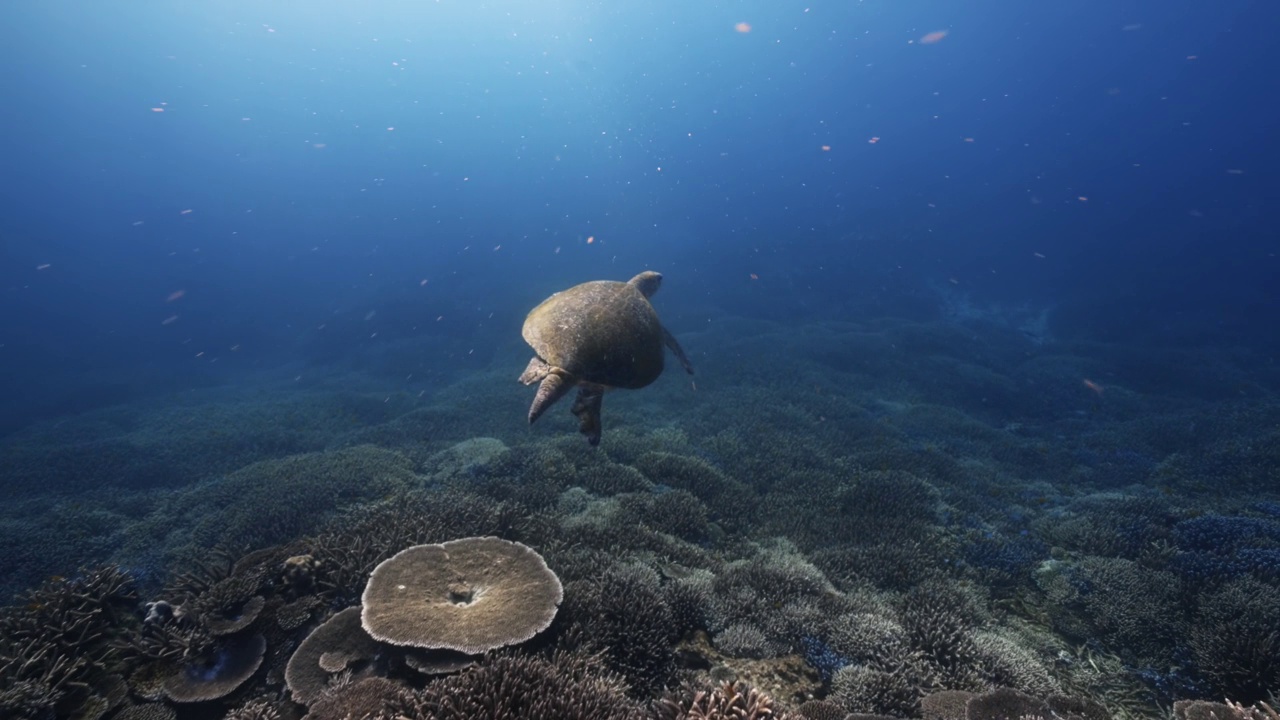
[0,566,137,720]
[829,664,919,719]
[920,689,972,720]
[418,650,646,720]
[633,451,754,530]
[652,680,800,720]
[306,489,527,605]
[971,630,1060,698]
[1174,699,1280,720]
[559,563,679,696]
[826,470,942,547]
[275,594,323,632]
[305,676,418,720]
[715,623,777,660]
[111,703,177,720]
[183,444,421,550]
[895,580,986,691]
[825,612,914,674]
[707,542,843,653]
[812,540,949,593]
[1033,494,1175,560]
[1188,575,1280,704]
[795,699,849,720]
[616,489,715,545]
[223,697,283,720]
[186,572,267,636]
[1040,555,1183,667]
[663,572,712,641]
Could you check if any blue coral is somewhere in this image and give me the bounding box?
[1171,515,1280,581]
[962,531,1048,579]
[801,636,850,682]
[1173,515,1280,552]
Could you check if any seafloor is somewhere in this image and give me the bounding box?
[2,308,1278,720]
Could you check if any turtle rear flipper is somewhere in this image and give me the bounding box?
[519,356,552,385]
[571,386,605,446]
[663,328,694,375]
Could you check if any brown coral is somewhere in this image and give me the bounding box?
[161,633,266,703]
[653,680,799,720]
[361,537,562,654]
[285,607,381,706]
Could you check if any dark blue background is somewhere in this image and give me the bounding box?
[2,1,1276,435]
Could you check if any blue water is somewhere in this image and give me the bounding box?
[2,2,1278,716]
[4,1,1274,433]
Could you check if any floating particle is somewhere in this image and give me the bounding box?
[821,145,831,151]
[420,278,429,286]
[180,208,193,214]
[166,290,185,302]
[1226,169,1244,175]
[162,315,179,325]
[868,136,880,144]
[1082,378,1104,396]
[150,107,165,113]
[963,137,975,142]
[749,273,759,280]
[735,22,752,33]
[920,30,948,44]
[586,236,595,244]
[1077,196,1088,202]
[1033,252,1046,259]
[36,263,51,270]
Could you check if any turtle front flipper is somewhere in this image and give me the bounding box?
[663,328,694,375]
[523,359,574,424]
[571,385,605,446]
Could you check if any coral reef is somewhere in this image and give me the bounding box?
[360,537,562,653]
[3,310,1280,720]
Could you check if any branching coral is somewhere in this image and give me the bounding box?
[652,680,799,720]
[419,651,646,720]
[305,489,527,605]
[0,566,136,719]
[559,564,679,696]
[1189,576,1280,704]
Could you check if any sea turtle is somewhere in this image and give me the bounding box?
[519,270,693,445]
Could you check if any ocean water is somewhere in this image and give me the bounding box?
[1,2,1277,719]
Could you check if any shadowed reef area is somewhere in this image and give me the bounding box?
[2,313,1278,720]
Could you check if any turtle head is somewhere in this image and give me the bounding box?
[629,271,662,298]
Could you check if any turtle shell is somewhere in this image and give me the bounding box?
[522,279,665,389]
